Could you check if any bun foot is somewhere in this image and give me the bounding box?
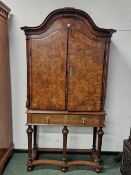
[27,165,33,171]
[61,166,68,172]
[95,167,102,173]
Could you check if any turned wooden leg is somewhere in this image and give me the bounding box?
[96,127,104,173]
[26,125,33,171]
[32,125,38,160]
[33,125,37,151]
[92,127,97,151]
[97,127,104,161]
[61,126,69,172]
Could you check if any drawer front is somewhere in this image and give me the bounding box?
[27,114,105,127]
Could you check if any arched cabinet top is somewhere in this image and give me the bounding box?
[21,7,116,37]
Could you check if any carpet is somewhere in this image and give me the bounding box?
[3,153,121,175]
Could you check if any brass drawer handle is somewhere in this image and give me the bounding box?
[46,116,50,124]
[64,115,68,125]
[82,117,85,125]
[64,115,68,121]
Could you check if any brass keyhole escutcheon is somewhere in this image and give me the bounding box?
[69,67,73,77]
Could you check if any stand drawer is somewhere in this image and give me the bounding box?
[27,113,105,127]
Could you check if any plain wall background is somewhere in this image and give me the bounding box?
[3,0,131,151]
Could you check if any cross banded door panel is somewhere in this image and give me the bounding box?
[31,30,67,110]
[67,30,105,111]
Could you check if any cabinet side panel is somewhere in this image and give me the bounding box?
[68,30,105,111]
[0,16,12,148]
[30,30,67,110]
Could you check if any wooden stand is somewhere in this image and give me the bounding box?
[26,125,104,173]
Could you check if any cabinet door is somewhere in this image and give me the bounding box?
[31,30,67,110]
[67,30,105,111]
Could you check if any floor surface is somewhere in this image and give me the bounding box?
[3,153,121,175]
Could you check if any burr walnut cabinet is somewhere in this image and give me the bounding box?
[21,8,116,172]
[0,1,13,174]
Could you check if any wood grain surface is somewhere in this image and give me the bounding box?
[68,29,105,111]
[21,8,116,172]
[25,16,109,111]
[27,113,105,127]
[31,29,67,110]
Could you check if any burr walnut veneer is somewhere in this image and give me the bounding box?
[21,8,116,173]
[0,1,13,175]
